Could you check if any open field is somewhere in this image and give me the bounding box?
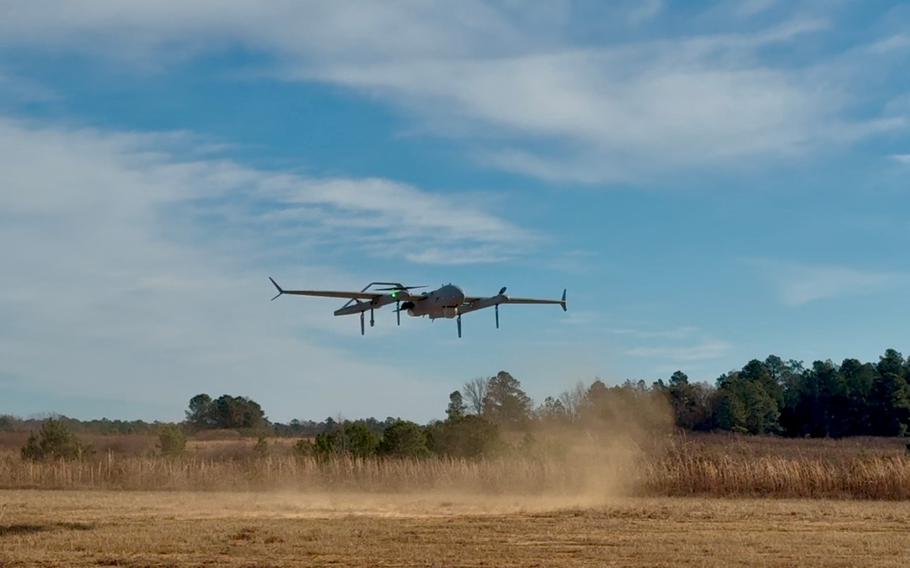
[2,436,909,566]
[1,490,909,567]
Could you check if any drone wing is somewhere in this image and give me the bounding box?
[268,277,383,302]
[463,289,567,311]
[503,296,565,307]
[280,289,380,300]
[501,290,567,311]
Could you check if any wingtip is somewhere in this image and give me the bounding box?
[268,276,283,300]
[561,289,567,311]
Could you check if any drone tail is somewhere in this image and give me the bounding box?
[268,277,284,301]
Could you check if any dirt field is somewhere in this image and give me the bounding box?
[2,490,909,567]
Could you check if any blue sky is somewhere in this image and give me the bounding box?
[1,0,908,422]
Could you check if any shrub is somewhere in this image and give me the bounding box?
[157,425,186,457]
[426,415,500,458]
[20,419,92,461]
[293,438,314,457]
[379,420,429,457]
[314,422,380,457]
[253,436,269,457]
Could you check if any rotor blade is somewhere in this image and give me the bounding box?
[374,285,427,291]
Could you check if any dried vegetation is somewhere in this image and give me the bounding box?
[2,433,909,499]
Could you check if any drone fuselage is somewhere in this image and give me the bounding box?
[405,284,466,319]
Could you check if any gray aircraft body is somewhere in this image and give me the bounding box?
[268,278,566,337]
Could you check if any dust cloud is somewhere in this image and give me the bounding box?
[240,392,674,517]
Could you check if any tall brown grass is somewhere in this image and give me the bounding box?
[0,452,616,494]
[2,434,909,499]
[641,435,910,499]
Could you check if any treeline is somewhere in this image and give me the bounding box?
[658,350,910,437]
[343,349,910,445]
[457,350,910,439]
[0,414,164,435]
[4,349,910,446]
[176,349,910,445]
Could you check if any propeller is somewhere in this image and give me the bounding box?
[394,301,414,326]
[375,285,427,291]
[495,287,506,329]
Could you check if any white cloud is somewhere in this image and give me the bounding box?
[890,154,910,165]
[625,340,732,362]
[0,69,58,102]
[557,310,598,327]
[608,326,700,340]
[737,0,779,18]
[751,260,904,306]
[0,116,534,420]
[618,324,729,364]
[866,34,910,54]
[297,23,854,183]
[0,2,903,183]
[627,0,663,25]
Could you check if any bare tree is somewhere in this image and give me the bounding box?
[462,377,489,415]
[558,381,588,421]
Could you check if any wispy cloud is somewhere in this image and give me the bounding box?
[612,323,730,365]
[298,20,855,183]
[0,116,535,419]
[625,340,732,362]
[0,117,532,265]
[0,3,904,184]
[627,0,664,25]
[891,154,910,165]
[737,0,779,18]
[0,69,58,102]
[749,259,905,306]
[866,34,910,54]
[607,326,700,340]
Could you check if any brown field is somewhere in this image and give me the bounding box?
[1,490,909,567]
[2,434,909,566]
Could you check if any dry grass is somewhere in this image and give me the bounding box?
[2,433,910,499]
[642,433,910,499]
[1,490,909,567]
[0,453,635,496]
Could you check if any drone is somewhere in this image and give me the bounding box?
[268,278,566,338]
